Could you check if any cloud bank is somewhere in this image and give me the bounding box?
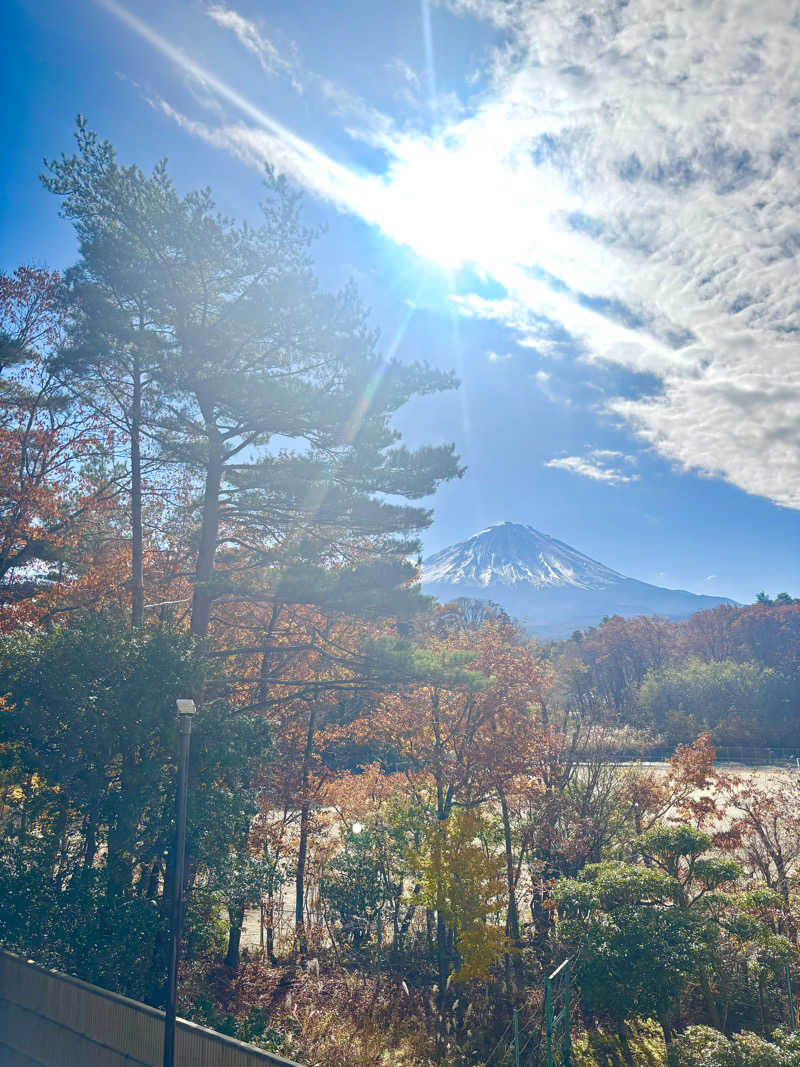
[111,0,800,509]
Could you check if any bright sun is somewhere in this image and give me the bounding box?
[378,138,535,271]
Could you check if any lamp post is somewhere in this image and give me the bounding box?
[163,698,197,1067]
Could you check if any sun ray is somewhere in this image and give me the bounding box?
[95,0,378,217]
[420,0,438,114]
[342,300,419,447]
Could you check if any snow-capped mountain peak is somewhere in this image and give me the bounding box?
[422,522,624,591]
[421,522,735,638]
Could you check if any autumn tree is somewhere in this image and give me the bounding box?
[410,807,509,983]
[371,615,549,994]
[554,615,678,721]
[320,764,407,944]
[623,733,721,839]
[0,266,114,623]
[715,770,800,919]
[221,603,444,959]
[730,601,800,666]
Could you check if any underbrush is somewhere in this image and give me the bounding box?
[181,954,546,1066]
[573,1019,666,1067]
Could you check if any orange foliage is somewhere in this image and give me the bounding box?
[372,617,552,817]
[624,733,722,835]
[0,267,119,628]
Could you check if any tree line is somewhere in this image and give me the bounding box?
[552,603,800,749]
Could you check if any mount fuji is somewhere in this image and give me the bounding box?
[421,522,735,638]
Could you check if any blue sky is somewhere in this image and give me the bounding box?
[3,0,799,604]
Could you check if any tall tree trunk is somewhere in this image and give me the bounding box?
[700,969,721,1031]
[295,801,311,957]
[130,355,144,627]
[257,603,282,705]
[84,812,98,872]
[436,907,449,1021]
[434,823,450,1008]
[295,706,318,957]
[659,1010,673,1048]
[226,901,246,969]
[51,794,70,889]
[190,421,224,638]
[499,787,521,947]
[266,891,276,964]
[258,608,283,965]
[432,724,451,1013]
[107,753,137,897]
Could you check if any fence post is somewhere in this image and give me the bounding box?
[563,962,571,1066]
[787,965,796,1031]
[545,958,572,1067]
[376,908,382,975]
[164,699,196,1067]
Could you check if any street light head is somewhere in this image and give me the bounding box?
[176,699,197,717]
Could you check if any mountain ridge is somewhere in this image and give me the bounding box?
[421,522,736,638]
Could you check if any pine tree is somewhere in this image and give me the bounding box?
[44,119,462,637]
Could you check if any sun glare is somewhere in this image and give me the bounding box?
[378,140,534,271]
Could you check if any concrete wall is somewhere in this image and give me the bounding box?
[0,950,302,1067]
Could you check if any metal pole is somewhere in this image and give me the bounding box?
[376,908,382,975]
[787,965,796,1032]
[163,700,196,1067]
[563,962,571,1066]
[545,976,553,1067]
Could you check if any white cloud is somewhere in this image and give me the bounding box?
[386,57,422,107]
[437,0,800,507]
[207,5,302,90]
[206,5,399,149]
[112,0,800,508]
[545,454,639,486]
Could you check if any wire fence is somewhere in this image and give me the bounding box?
[480,1006,546,1067]
[573,746,800,767]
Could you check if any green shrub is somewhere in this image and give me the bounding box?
[668,1026,800,1067]
[667,1026,739,1067]
[732,1032,784,1067]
